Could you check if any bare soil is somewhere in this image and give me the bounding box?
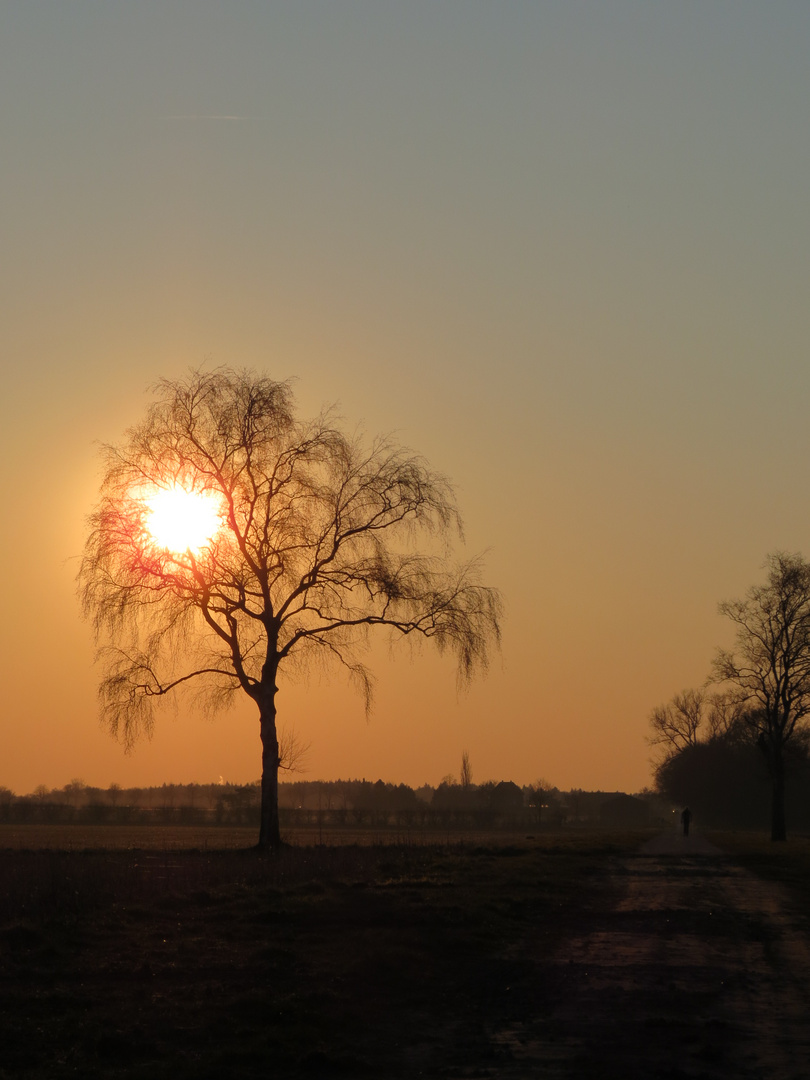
[2,829,810,1078]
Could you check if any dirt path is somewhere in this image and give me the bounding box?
[494,830,810,1080]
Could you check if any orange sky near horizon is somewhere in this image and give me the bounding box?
[3,3,810,797]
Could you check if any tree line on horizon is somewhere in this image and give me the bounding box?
[651,552,810,840]
[0,776,668,830]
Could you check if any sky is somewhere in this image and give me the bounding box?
[3,1,810,797]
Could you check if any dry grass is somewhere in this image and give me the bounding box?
[0,828,650,1078]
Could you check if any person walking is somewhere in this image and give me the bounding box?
[681,806,692,837]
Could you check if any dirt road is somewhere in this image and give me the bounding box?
[494,830,810,1080]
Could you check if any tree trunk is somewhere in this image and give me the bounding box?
[258,689,282,851]
[770,753,787,842]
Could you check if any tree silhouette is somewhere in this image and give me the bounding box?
[647,688,706,760]
[713,551,810,841]
[460,750,473,789]
[79,368,502,849]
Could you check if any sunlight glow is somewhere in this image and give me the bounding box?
[144,486,223,555]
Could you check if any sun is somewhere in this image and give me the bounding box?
[143,485,223,555]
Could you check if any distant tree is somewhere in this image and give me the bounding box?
[79,369,501,850]
[647,688,705,760]
[704,690,751,743]
[63,778,87,808]
[128,786,146,809]
[460,750,473,789]
[432,776,470,812]
[392,783,418,811]
[526,777,555,826]
[712,552,810,840]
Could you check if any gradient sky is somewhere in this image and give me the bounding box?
[3,2,810,796]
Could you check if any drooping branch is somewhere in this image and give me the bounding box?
[96,646,247,749]
[278,555,502,686]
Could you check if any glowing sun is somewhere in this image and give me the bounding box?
[144,486,223,554]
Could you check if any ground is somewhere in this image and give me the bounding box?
[504,830,810,1079]
[1,827,809,1078]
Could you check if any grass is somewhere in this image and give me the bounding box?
[708,829,810,913]
[0,824,261,851]
[0,828,651,1079]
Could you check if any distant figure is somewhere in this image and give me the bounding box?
[681,806,692,837]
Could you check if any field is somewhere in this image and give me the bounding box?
[0,823,554,851]
[3,825,810,1078]
[0,824,643,1079]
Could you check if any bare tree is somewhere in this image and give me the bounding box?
[712,552,810,841]
[704,690,750,744]
[647,688,705,759]
[79,368,502,850]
